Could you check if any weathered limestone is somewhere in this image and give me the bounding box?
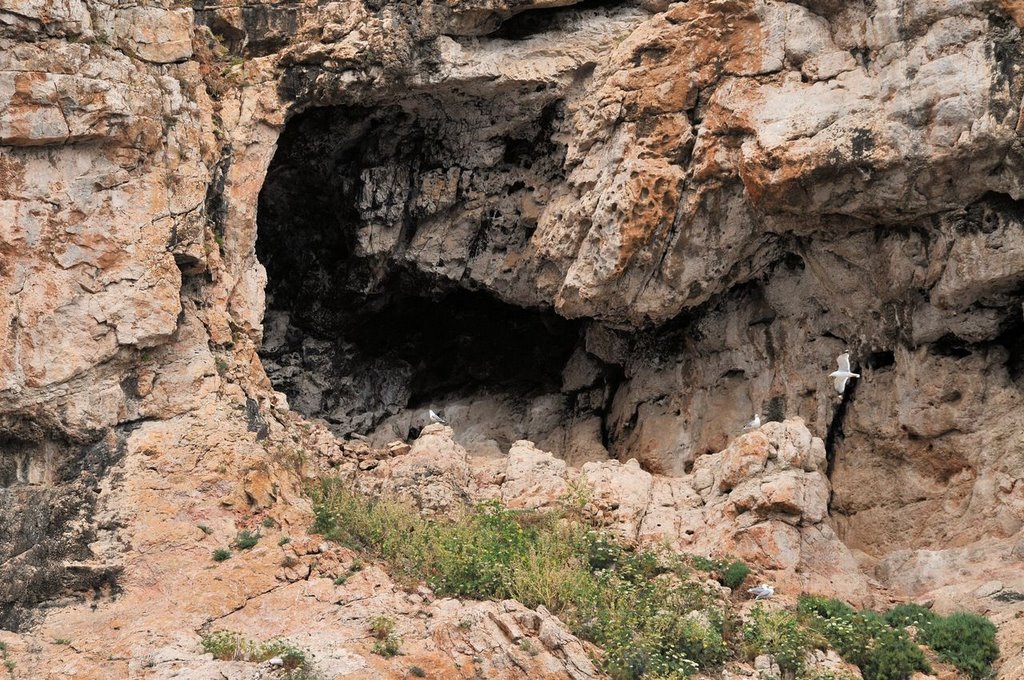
[3,0,1024,675]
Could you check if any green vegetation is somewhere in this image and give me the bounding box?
[409,665,427,677]
[198,524,213,535]
[333,560,364,586]
[200,631,309,673]
[688,555,750,590]
[235,529,260,550]
[799,596,929,680]
[279,536,291,546]
[0,641,13,676]
[882,603,936,629]
[313,481,1000,680]
[262,517,277,528]
[799,596,999,680]
[314,482,729,679]
[212,548,232,562]
[743,607,820,674]
[920,612,999,679]
[369,616,402,658]
[720,560,751,589]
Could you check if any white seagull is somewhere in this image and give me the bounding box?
[747,583,775,600]
[428,409,448,425]
[744,413,761,430]
[829,351,860,394]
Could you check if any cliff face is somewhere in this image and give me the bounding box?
[2,0,1024,675]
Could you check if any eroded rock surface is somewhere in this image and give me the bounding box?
[2,0,1024,675]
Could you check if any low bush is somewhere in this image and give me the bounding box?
[235,530,259,550]
[882,603,936,630]
[720,560,750,589]
[742,606,819,674]
[920,612,998,679]
[685,555,749,590]
[798,597,929,680]
[212,548,232,562]
[200,630,307,670]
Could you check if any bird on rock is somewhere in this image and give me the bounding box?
[744,413,761,430]
[428,409,448,425]
[829,351,860,394]
[747,583,775,600]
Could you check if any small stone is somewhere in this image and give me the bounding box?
[975,580,1003,597]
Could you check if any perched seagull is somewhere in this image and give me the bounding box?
[428,409,448,425]
[744,413,762,430]
[829,351,861,394]
[747,583,775,600]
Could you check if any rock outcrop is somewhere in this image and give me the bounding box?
[2,0,1024,675]
[360,421,869,603]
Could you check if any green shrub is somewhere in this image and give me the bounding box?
[372,635,402,658]
[720,560,750,589]
[685,555,749,590]
[689,555,719,572]
[369,616,395,639]
[920,612,998,679]
[212,548,232,562]
[409,666,426,678]
[883,603,937,630]
[797,595,855,621]
[742,606,818,674]
[799,598,929,680]
[235,530,259,550]
[200,631,306,670]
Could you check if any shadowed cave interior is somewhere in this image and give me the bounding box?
[255,104,620,460]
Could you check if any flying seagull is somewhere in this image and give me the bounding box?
[829,351,860,394]
[428,409,448,425]
[747,583,774,600]
[744,413,761,430]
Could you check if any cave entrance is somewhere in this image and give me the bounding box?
[255,104,610,461]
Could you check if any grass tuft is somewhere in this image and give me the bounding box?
[235,530,259,550]
[200,630,308,671]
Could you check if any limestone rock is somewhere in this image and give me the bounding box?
[4,0,1024,676]
[501,440,569,509]
[113,8,193,64]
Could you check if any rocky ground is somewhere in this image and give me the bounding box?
[2,0,1024,676]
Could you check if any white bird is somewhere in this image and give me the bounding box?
[744,413,761,430]
[268,657,284,667]
[829,351,861,394]
[747,583,775,600]
[428,409,448,425]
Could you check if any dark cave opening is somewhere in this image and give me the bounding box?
[255,103,595,455]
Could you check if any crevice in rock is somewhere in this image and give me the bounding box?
[488,0,636,40]
[824,383,854,506]
[193,1,303,58]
